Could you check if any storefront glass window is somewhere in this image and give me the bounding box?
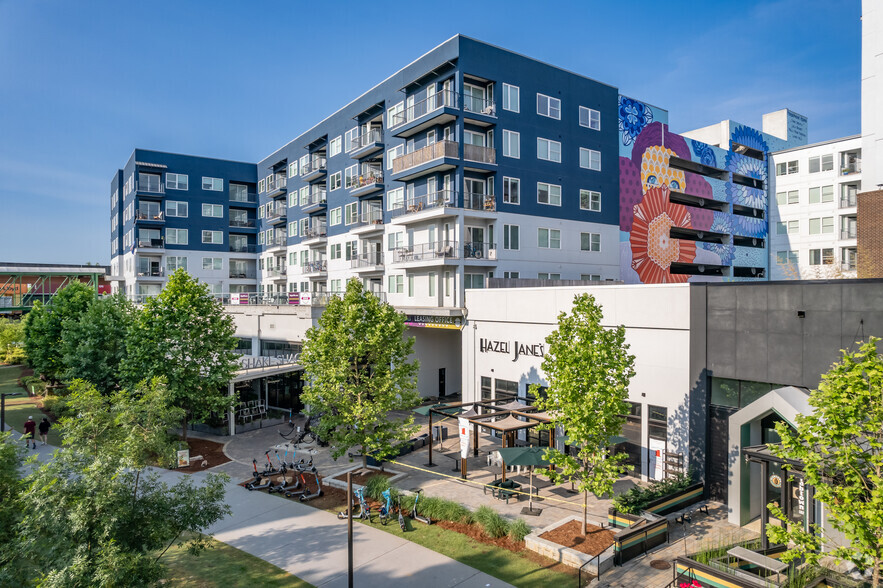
[711,378,739,407]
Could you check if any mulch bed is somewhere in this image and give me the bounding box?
[174,437,231,473]
[539,520,615,556]
[332,469,395,486]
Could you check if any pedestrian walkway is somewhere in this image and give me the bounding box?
[158,469,514,588]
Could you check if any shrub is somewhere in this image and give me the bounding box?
[418,496,472,523]
[612,472,693,514]
[474,505,510,539]
[19,376,47,396]
[508,518,531,542]
[363,475,390,501]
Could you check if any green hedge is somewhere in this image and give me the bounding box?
[612,472,693,514]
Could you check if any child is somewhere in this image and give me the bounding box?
[23,416,36,450]
[38,417,50,445]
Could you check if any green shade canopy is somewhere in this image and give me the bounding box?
[496,446,551,468]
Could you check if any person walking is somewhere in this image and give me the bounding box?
[23,416,36,449]
[38,417,50,445]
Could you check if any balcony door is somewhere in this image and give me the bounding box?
[465,178,485,210]
[463,83,486,113]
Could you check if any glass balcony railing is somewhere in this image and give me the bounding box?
[230,218,256,228]
[356,210,384,227]
[464,192,496,211]
[137,238,165,249]
[304,190,327,207]
[303,226,327,239]
[463,95,496,116]
[266,267,287,278]
[351,251,384,268]
[265,236,286,248]
[391,240,458,263]
[390,90,458,127]
[229,269,257,279]
[300,157,327,177]
[266,206,287,221]
[266,175,287,193]
[229,243,257,253]
[136,179,164,194]
[136,210,164,221]
[840,227,857,240]
[349,128,382,152]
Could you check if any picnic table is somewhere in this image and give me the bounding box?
[484,478,522,503]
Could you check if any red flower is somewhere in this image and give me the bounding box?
[629,187,695,283]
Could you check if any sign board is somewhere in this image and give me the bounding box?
[648,438,666,480]
[479,338,545,362]
[404,315,463,330]
[288,292,300,305]
[458,417,471,459]
[176,449,190,468]
[300,292,312,306]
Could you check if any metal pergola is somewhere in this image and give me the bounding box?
[0,264,106,314]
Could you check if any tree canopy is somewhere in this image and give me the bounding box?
[532,293,635,535]
[767,337,883,587]
[121,270,238,440]
[299,279,420,467]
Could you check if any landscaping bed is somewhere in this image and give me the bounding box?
[539,520,615,556]
[174,437,231,472]
[331,469,395,486]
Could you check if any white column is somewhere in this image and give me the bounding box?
[228,382,236,436]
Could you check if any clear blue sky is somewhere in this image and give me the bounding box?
[0,0,861,264]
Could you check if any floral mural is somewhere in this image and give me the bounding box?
[629,187,695,283]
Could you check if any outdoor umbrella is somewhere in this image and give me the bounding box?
[496,446,551,515]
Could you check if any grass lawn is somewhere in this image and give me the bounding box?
[162,536,314,587]
[0,365,63,446]
[352,513,575,588]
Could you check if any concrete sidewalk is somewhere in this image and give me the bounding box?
[160,469,514,588]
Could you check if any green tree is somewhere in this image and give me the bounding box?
[767,338,883,587]
[0,318,26,364]
[121,270,238,441]
[531,294,636,535]
[60,292,133,393]
[300,279,420,467]
[0,432,26,581]
[3,379,230,587]
[23,281,95,382]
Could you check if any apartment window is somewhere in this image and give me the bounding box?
[503,224,520,250]
[500,83,520,113]
[537,182,561,206]
[258,179,265,193]
[464,274,485,289]
[502,130,520,158]
[787,220,799,234]
[775,222,786,235]
[809,248,835,265]
[300,186,309,206]
[299,154,309,171]
[581,274,601,281]
[166,228,188,245]
[809,217,833,235]
[202,177,223,191]
[202,203,223,218]
[288,221,297,236]
[345,127,358,151]
[580,232,601,252]
[776,250,798,265]
[258,232,265,245]
[387,101,404,127]
[821,154,834,171]
[810,185,834,203]
[387,145,404,170]
[330,243,341,260]
[822,216,834,233]
[329,171,342,191]
[288,161,298,178]
[202,257,222,271]
[427,273,436,297]
[537,93,561,119]
[580,189,601,212]
[201,230,223,244]
[537,138,561,163]
[387,275,403,294]
[167,256,187,272]
[503,177,520,204]
[330,207,342,226]
[579,106,600,130]
[407,275,415,297]
[538,273,561,280]
[166,173,188,190]
[387,187,404,211]
[330,279,342,293]
[329,136,342,157]
[788,161,799,174]
[808,154,834,173]
[788,190,799,204]
[579,148,601,171]
[387,232,403,250]
[165,201,188,218]
[444,271,451,296]
[538,228,561,249]
[300,251,308,265]
[503,271,520,279]
[345,202,358,225]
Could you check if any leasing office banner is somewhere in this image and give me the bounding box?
[458,417,471,458]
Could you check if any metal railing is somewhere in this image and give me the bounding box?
[136,268,163,277]
[351,251,384,268]
[266,207,287,221]
[303,226,327,239]
[229,270,257,279]
[230,243,257,253]
[302,260,327,273]
[347,171,383,190]
[136,210,164,221]
[266,175,287,193]
[840,161,861,175]
[304,189,327,207]
[137,238,165,249]
[266,267,287,278]
[135,180,165,194]
[840,195,857,208]
[389,190,457,217]
[391,89,458,127]
[265,236,286,248]
[300,157,327,177]
[349,128,382,151]
[463,242,496,260]
[463,144,496,165]
[391,240,458,263]
[392,140,458,175]
[230,191,257,203]
[464,192,496,211]
[840,227,857,240]
[356,210,384,226]
[229,218,256,228]
[463,95,496,116]
[842,260,858,271]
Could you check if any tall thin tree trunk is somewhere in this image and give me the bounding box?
[362,445,367,470]
[872,558,879,588]
[181,414,188,443]
[583,489,588,536]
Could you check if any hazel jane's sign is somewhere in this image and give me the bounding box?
[479,338,545,362]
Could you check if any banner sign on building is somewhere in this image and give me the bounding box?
[288,292,300,305]
[458,417,471,458]
[176,449,190,468]
[238,293,250,305]
[300,292,312,306]
[404,315,463,330]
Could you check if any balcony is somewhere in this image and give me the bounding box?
[842,260,858,271]
[349,128,384,158]
[348,172,384,197]
[302,260,327,275]
[136,268,164,279]
[229,218,256,229]
[266,175,287,198]
[463,95,497,125]
[840,194,857,208]
[390,240,459,265]
[840,227,857,240]
[266,267,287,280]
[391,140,458,181]
[229,269,257,279]
[135,180,165,196]
[230,191,257,204]
[463,144,497,169]
[390,90,459,138]
[230,243,257,253]
[135,210,165,223]
[302,226,327,246]
[351,210,385,235]
[464,192,496,212]
[302,190,327,214]
[389,190,458,223]
[462,241,498,261]
[265,236,287,250]
[137,238,165,249]
[300,157,327,182]
[351,251,384,272]
[266,206,287,224]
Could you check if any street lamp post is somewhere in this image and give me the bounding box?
[1,392,23,434]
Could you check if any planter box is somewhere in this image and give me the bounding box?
[608,508,643,529]
[524,516,615,573]
[645,482,704,516]
[323,465,408,492]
